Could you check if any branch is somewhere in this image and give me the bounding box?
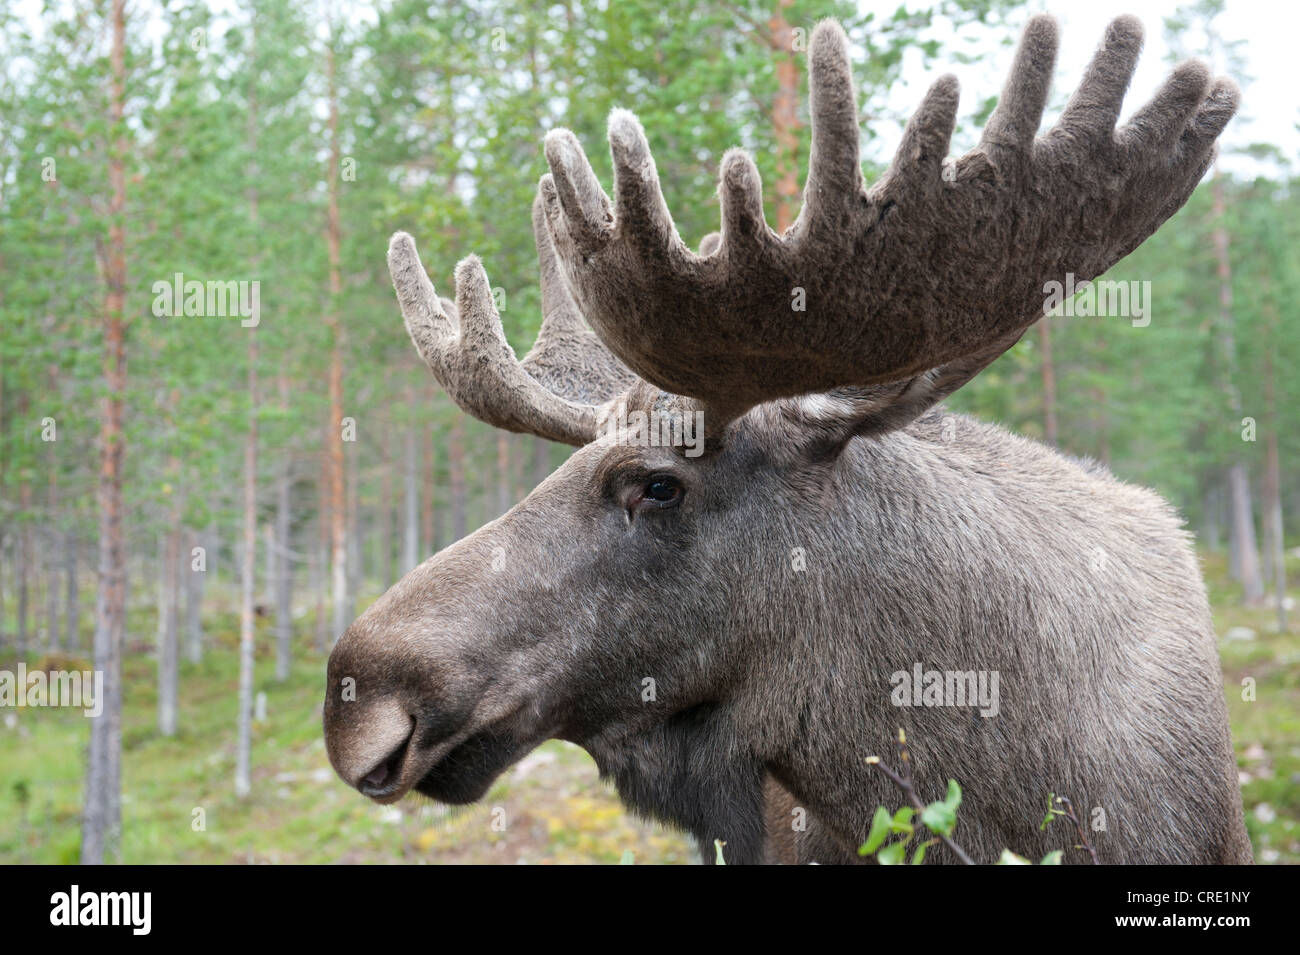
[1052,795,1101,865]
[866,730,976,865]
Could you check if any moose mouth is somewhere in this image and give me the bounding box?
[354,705,542,806]
[412,728,528,805]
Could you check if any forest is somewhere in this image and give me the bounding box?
[0,0,1295,865]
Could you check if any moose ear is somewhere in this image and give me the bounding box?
[754,391,889,463]
[762,327,1024,460]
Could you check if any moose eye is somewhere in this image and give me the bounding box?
[643,475,683,507]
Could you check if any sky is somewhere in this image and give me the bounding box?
[876,0,1297,177]
[9,0,1294,178]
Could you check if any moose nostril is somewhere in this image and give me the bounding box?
[357,724,413,797]
[324,692,416,795]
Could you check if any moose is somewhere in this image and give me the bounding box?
[324,14,1252,864]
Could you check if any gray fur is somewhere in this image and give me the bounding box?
[324,14,1250,865]
[326,403,1250,864]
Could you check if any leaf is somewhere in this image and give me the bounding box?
[890,806,915,836]
[859,806,893,855]
[1040,793,1058,831]
[910,840,933,865]
[1039,850,1064,865]
[714,839,726,865]
[921,801,956,837]
[877,841,907,865]
[619,850,635,865]
[997,849,1031,865]
[921,781,962,837]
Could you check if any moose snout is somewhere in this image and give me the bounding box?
[323,685,414,796]
[322,605,484,803]
[322,614,429,800]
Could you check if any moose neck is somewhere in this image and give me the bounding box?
[575,411,1228,863]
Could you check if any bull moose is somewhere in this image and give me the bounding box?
[324,14,1251,864]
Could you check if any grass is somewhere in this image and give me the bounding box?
[1205,551,1300,864]
[0,606,692,865]
[0,552,1295,864]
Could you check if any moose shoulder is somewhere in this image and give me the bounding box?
[324,14,1251,865]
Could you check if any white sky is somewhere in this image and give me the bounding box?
[875,0,1297,177]
[10,0,1294,177]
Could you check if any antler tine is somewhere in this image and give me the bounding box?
[978,14,1058,160]
[388,194,636,447]
[791,21,867,236]
[520,179,638,406]
[536,14,1239,435]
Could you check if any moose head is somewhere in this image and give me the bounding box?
[325,15,1250,864]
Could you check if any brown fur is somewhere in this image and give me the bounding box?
[323,14,1250,865]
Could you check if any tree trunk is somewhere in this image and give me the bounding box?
[380,425,394,588]
[404,412,420,572]
[65,531,79,651]
[82,0,128,865]
[496,432,511,516]
[346,447,359,621]
[767,0,801,233]
[1227,465,1263,603]
[236,32,261,799]
[274,459,293,681]
[1262,350,1286,631]
[0,535,6,651]
[421,407,436,555]
[153,531,167,650]
[1038,318,1058,446]
[1202,481,1222,552]
[235,342,258,797]
[184,529,204,663]
[17,483,29,656]
[532,437,549,490]
[43,365,60,650]
[157,475,181,737]
[326,36,348,645]
[449,416,467,540]
[314,453,329,654]
[46,534,60,651]
[1211,173,1263,604]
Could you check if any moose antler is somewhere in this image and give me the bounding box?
[389,184,637,446]
[538,14,1239,428]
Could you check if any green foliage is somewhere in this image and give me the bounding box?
[858,783,957,865]
[861,777,1078,865]
[920,779,961,837]
[0,0,1295,864]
